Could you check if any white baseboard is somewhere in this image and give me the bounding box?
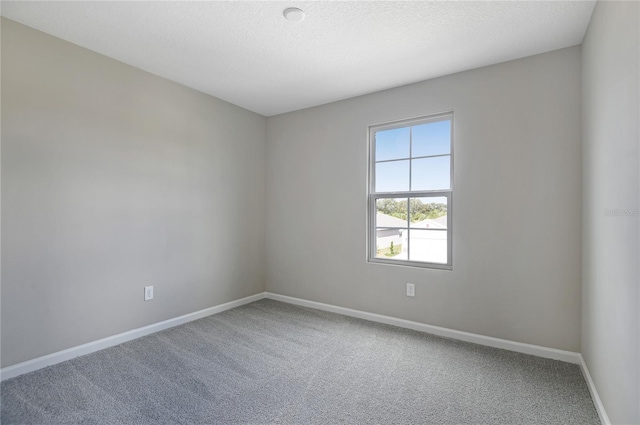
[265,292,581,365]
[579,354,611,425]
[0,292,266,382]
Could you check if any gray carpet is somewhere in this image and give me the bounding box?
[1,299,599,425]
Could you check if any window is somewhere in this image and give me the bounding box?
[368,113,453,269]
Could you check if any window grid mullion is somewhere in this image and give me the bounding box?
[372,191,451,198]
[375,152,450,164]
[407,126,412,259]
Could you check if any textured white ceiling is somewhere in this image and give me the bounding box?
[1,1,595,116]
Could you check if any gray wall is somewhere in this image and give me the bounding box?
[581,2,640,424]
[1,19,267,367]
[266,47,583,352]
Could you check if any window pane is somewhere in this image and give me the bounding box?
[409,197,448,228]
[376,160,409,192]
[408,229,447,264]
[412,120,451,157]
[369,114,453,269]
[375,127,410,161]
[375,228,407,260]
[376,198,408,227]
[411,156,450,191]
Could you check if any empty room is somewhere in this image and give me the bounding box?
[1,1,638,424]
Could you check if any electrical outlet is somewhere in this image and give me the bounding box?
[406,283,415,297]
[144,286,154,301]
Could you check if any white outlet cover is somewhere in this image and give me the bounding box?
[144,286,154,301]
[406,283,415,297]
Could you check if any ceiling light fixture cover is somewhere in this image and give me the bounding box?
[283,7,305,22]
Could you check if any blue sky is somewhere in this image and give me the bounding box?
[375,120,451,192]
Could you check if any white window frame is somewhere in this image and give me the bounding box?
[367,112,453,270]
